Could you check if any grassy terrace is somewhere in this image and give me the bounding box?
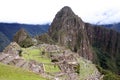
[0,63,47,80]
[77,57,99,80]
[22,47,60,73]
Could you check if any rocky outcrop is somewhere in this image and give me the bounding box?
[13,28,33,48]
[49,6,93,60]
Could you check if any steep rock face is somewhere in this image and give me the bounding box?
[85,23,120,55]
[49,6,93,60]
[85,23,120,73]
[0,32,10,52]
[13,28,33,47]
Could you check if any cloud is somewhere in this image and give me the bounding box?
[0,0,120,24]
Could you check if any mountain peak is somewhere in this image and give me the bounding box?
[49,6,93,60]
[13,28,33,48]
[13,28,28,43]
[55,6,75,19]
[60,6,73,13]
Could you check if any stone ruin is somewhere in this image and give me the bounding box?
[0,42,45,74]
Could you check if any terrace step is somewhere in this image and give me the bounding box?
[21,62,29,69]
[15,60,26,67]
[0,53,9,61]
[2,56,15,64]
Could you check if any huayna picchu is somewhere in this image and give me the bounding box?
[0,6,120,80]
[48,6,120,75]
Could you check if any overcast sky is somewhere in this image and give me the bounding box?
[0,0,120,24]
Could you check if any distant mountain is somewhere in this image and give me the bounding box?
[100,23,120,32]
[0,23,49,41]
[0,32,10,52]
[0,22,49,51]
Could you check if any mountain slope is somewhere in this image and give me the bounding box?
[0,32,10,52]
[48,6,120,74]
[0,23,49,40]
[85,23,120,73]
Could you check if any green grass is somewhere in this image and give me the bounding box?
[44,64,60,73]
[96,65,120,80]
[22,47,60,73]
[22,48,51,63]
[0,63,47,80]
[77,57,99,80]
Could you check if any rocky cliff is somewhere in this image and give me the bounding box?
[48,6,120,74]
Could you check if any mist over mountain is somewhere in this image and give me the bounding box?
[100,23,120,32]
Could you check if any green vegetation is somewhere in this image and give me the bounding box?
[96,65,120,80]
[19,36,34,48]
[93,47,120,80]
[22,47,60,73]
[0,63,47,80]
[93,47,118,73]
[44,64,60,73]
[103,73,120,80]
[77,57,98,80]
[22,48,51,63]
[36,33,54,44]
[74,64,80,74]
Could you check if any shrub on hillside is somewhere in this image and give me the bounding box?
[96,65,120,80]
[19,36,33,48]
